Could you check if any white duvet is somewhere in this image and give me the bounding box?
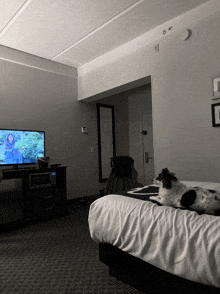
[89,182,220,288]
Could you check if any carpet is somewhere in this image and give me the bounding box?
[0,206,144,294]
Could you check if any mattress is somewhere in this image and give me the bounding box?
[89,182,220,288]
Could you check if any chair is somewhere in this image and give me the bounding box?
[104,156,143,195]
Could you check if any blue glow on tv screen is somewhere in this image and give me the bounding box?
[0,130,45,166]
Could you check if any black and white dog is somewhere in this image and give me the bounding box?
[150,168,220,216]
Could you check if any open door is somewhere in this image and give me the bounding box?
[141,112,155,185]
[128,84,154,186]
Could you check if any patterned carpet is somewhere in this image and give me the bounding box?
[0,206,144,294]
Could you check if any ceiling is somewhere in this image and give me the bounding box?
[0,0,210,68]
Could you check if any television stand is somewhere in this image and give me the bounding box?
[2,165,37,171]
[1,166,68,222]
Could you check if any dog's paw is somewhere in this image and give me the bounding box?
[149,196,159,201]
[149,196,163,205]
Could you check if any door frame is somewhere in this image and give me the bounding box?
[97,103,116,182]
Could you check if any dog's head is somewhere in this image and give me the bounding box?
[154,168,178,189]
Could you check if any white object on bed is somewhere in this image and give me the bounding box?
[89,184,220,288]
[127,184,159,195]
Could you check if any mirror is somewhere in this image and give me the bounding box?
[97,103,116,182]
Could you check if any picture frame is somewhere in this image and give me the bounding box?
[211,102,220,127]
[212,77,220,98]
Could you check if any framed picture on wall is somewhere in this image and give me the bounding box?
[211,102,220,127]
[212,77,220,98]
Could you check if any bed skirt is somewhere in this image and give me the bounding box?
[99,243,219,294]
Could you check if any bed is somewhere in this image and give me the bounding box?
[88,182,220,293]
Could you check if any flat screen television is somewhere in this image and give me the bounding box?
[0,129,45,169]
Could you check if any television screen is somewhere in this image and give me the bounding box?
[0,129,45,166]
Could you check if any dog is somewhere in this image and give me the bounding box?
[149,168,220,216]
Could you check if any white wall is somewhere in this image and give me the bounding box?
[0,54,101,199]
[0,49,132,198]
[78,13,220,182]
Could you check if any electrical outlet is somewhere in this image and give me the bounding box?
[81,127,88,133]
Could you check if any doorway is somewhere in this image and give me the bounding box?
[128,84,154,186]
[141,111,155,185]
[93,81,154,187]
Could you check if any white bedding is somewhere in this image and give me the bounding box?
[89,182,220,288]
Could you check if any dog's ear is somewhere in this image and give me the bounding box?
[162,168,176,177]
[161,168,177,189]
[161,168,170,174]
[180,190,197,208]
